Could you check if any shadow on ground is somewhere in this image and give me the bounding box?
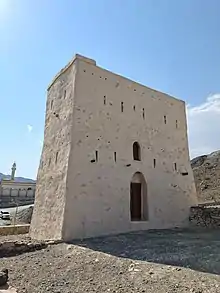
[71,228,220,275]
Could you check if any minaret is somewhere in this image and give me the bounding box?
[11,162,16,181]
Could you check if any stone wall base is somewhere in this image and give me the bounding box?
[0,225,30,236]
[190,206,220,228]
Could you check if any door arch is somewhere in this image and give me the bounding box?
[130,172,148,221]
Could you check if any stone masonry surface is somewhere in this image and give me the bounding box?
[0,225,30,237]
[30,54,198,241]
[190,205,220,228]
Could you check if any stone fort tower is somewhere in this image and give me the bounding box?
[30,54,198,241]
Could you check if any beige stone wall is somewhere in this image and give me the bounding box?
[1,181,36,190]
[0,225,29,236]
[0,181,36,197]
[62,57,198,240]
[0,188,35,197]
[30,62,77,240]
[30,54,198,241]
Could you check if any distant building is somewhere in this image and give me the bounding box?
[0,162,36,201]
[30,54,198,241]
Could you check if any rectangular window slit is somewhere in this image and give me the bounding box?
[121,102,124,112]
[164,115,167,124]
[153,158,156,168]
[142,108,145,119]
[55,152,58,164]
[181,172,188,176]
[176,120,178,128]
[114,152,117,162]
[174,162,177,171]
[95,150,98,162]
[64,90,66,98]
[104,96,106,105]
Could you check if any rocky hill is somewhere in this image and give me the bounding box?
[191,150,220,203]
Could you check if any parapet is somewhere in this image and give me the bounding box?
[47,54,96,91]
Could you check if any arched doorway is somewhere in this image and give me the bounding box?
[130,172,148,221]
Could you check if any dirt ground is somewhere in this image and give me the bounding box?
[1,228,220,293]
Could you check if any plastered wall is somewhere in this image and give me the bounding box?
[30,54,198,241]
[30,62,77,240]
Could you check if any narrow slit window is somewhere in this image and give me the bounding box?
[133,142,141,161]
[133,105,136,111]
[174,162,177,171]
[55,152,58,164]
[64,90,66,98]
[164,115,167,124]
[142,108,145,119]
[176,120,178,128]
[181,172,188,176]
[48,158,51,167]
[114,152,117,162]
[95,150,98,162]
[121,102,124,112]
[153,158,156,168]
[50,100,53,110]
[104,96,106,105]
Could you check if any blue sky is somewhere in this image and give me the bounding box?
[0,0,220,179]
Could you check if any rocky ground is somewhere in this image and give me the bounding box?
[15,206,33,224]
[1,228,220,293]
[191,150,220,202]
[0,151,219,292]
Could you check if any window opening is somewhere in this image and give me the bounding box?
[95,150,98,162]
[164,115,167,124]
[55,152,58,164]
[133,142,141,161]
[121,102,124,112]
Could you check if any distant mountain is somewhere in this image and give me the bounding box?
[0,173,36,183]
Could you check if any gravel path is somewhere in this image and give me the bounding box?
[1,228,220,293]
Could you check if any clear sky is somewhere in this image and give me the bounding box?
[0,0,220,179]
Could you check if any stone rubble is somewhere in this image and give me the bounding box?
[189,206,220,228]
[0,238,61,258]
